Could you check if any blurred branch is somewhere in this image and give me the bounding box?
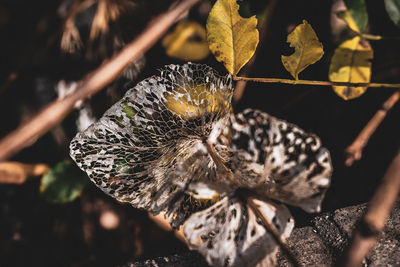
[345,90,400,166]
[233,0,278,103]
[0,72,18,96]
[0,162,49,184]
[148,212,188,245]
[338,149,400,267]
[0,0,201,162]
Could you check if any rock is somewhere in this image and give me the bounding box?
[131,200,400,266]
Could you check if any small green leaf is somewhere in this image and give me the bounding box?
[344,0,368,33]
[385,0,400,27]
[281,20,324,80]
[207,0,259,76]
[40,160,89,204]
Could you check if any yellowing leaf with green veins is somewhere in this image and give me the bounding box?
[329,36,373,100]
[162,21,209,61]
[206,0,259,76]
[281,20,324,80]
[336,10,362,33]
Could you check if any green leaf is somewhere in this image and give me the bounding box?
[385,0,400,27]
[344,0,368,33]
[329,36,373,100]
[40,160,89,204]
[281,20,324,80]
[206,0,259,76]
[336,10,362,33]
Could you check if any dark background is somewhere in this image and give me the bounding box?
[0,0,399,266]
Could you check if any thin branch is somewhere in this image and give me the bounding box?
[0,72,18,96]
[345,90,400,166]
[239,190,300,267]
[148,212,188,246]
[338,149,400,267]
[0,0,201,162]
[0,162,49,184]
[234,76,400,89]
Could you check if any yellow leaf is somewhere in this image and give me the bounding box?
[206,0,259,76]
[281,20,324,80]
[162,21,209,61]
[329,36,373,100]
[165,85,230,119]
[336,10,361,33]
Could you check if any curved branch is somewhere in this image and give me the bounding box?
[338,149,400,267]
[0,0,201,162]
[345,90,400,166]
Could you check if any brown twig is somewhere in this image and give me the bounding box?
[0,0,201,162]
[241,191,300,267]
[0,162,49,184]
[233,0,278,103]
[234,76,400,88]
[345,90,400,166]
[338,149,400,267]
[148,212,188,245]
[0,72,18,96]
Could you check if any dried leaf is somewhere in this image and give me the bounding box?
[90,0,136,40]
[343,0,368,33]
[329,36,373,100]
[206,0,259,76]
[281,20,324,80]
[162,21,209,61]
[40,160,89,204]
[385,0,400,27]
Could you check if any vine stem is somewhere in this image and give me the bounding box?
[338,149,400,267]
[234,76,400,89]
[0,0,201,162]
[345,90,400,166]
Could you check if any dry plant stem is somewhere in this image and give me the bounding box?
[244,193,300,267]
[345,90,400,166]
[339,149,400,267]
[0,72,18,96]
[0,0,201,162]
[148,212,188,246]
[233,0,278,103]
[235,76,400,88]
[0,162,49,184]
[205,142,299,267]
